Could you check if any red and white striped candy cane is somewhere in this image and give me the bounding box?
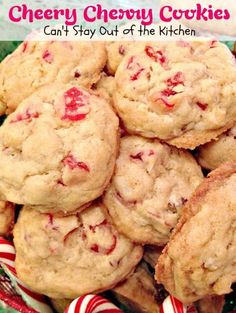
[160,295,186,313]
[160,295,197,313]
[0,237,52,313]
[65,295,123,313]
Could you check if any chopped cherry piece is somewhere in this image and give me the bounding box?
[105,235,117,255]
[90,244,99,253]
[156,72,184,109]
[64,87,83,107]
[42,50,53,63]
[127,56,135,69]
[63,154,90,172]
[166,72,184,88]
[145,46,166,65]
[148,150,155,156]
[157,96,175,109]
[90,235,117,255]
[10,110,39,123]
[74,70,81,78]
[89,220,107,233]
[162,89,178,97]
[119,45,125,55]
[130,152,144,161]
[62,87,90,122]
[62,112,89,121]
[131,150,154,160]
[130,68,145,81]
[88,220,117,255]
[116,191,123,200]
[47,214,54,225]
[126,56,145,81]
[22,42,28,53]
[210,40,217,48]
[181,197,187,205]
[115,191,137,206]
[196,101,208,110]
[63,227,79,243]
[57,179,65,186]
[41,213,59,231]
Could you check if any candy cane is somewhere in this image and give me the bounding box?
[0,237,52,313]
[160,295,186,313]
[160,296,197,313]
[65,295,123,313]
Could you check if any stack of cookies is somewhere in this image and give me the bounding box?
[0,39,235,313]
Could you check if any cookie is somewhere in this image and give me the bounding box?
[106,42,144,75]
[114,41,236,149]
[156,162,236,303]
[103,136,203,245]
[50,299,70,313]
[197,296,225,313]
[112,262,160,313]
[95,73,115,103]
[0,83,119,213]
[0,41,106,114]
[0,201,14,236]
[198,125,236,170]
[13,203,143,299]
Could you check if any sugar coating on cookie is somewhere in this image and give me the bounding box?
[13,204,143,299]
[114,41,236,149]
[0,201,14,236]
[0,41,107,114]
[156,162,236,303]
[198,125,236,170]
[103,136,203,245]
[0,83,119,213]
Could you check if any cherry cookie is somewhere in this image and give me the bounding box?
[95,73,115,104]
[103,136,203,245]
[0,41,106,114]
[0,201,14,236]
[13,203,143,299]
[198,124,236,170]
[0,83,119,213]
[106,41,145,75]
[156,162,236,303]
[112,262,161,313]
[114,41,236,149]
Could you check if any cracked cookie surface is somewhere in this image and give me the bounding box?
[156,162,236,304]
[13,203,143,299]
[198,124,236,170]
[103,136,203,245]
[106,41,145,75]
[0,83,119,213]
[0,41,106,114]
[114,41,236,149]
